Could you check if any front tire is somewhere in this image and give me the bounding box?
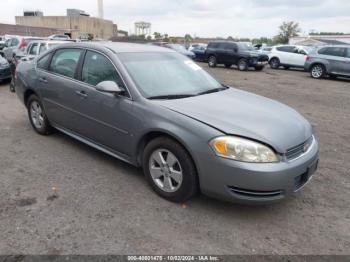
[208,56,217,68]
[269,58,280,69]
[237,59,248,71]
[143,137,198,203]
[27,95,53,135]
[310,64,325,79]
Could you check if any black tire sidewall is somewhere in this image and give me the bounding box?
[142,137,198,203]
[270,58,280,69]
[208,56,217,67]
[238,59,248,71]
[27,95,52,135]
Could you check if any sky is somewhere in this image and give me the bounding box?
[1,0,350,38]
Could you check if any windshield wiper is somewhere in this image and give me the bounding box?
[196,86,229,96]
[148,94,196,100]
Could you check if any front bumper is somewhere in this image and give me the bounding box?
[248,58,268,67]
[197,137,319,204]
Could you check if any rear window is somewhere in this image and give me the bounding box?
[318,47,345,57]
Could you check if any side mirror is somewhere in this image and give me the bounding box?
[95,81,124,95]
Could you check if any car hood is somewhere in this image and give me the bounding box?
[155,88,312,153]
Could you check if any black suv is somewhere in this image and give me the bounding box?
[205,41,269,71]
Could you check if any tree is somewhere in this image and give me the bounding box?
[275,21,301,44]
[153,32,162,39]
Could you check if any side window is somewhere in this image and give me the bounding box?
[319,47,345,57]
[345,48,350,58]
[82,51,123,87]
[49,49,82,78]
[11,38,19,47]
[29,43,39,55]
[39,44,48,54]
[37,53,52,70]
[277,46,295,53]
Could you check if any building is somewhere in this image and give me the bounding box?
[290,35,350,46]
[0,23,64,37]
[23,10,43,17]
[67,9,90,17]
[15,6,116,40]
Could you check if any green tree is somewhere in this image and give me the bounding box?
[275,21,301,44]
[153,32,162,39]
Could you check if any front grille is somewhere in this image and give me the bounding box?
[228,186,283,198]
[258,55,269,62]
[285,136,313,160]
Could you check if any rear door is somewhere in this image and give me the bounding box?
[38,48,84,132]
[276,46,295,65]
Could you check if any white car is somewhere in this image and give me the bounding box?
[268,45,314,69]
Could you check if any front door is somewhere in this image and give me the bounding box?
[70,50,135,157]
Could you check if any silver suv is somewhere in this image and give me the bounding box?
[305,45,350,79]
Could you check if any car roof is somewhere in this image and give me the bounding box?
[51,42,175,54]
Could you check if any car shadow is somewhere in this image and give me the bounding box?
[0,78,11,86]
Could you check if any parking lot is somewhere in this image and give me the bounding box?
[0,65,349,255]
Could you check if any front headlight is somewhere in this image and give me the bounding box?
[210,136,279,163]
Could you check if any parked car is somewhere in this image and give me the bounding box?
[268,45,314,70]
[0,55,11,82]
[164,44,196,59]
[0,36,6,51]
[188,43,207,52]
[15,42,319,204]
[48,34,71,40]
[2,35,45,61]
[191,45,207,62]
[305,45,350,79]
[23,40,70,61]
[205,41,269,71]
[258,46,273,55]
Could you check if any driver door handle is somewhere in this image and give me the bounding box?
[39,77,48,83]
[75,90,88,98]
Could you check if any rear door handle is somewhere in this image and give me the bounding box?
[75,90,88,98]
[39,77,48,83]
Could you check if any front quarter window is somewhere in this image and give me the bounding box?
[37,53,52,70]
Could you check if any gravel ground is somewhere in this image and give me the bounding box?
[0,65,349,255]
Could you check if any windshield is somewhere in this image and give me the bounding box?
[119,52,222,98]
[237,43,254,51]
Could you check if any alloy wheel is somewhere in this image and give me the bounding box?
[149,149,183,193]
[311,65,323,78]
[30,101,44,129]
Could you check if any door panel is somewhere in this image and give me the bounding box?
[38,48,84,132]
[66,82,134,156]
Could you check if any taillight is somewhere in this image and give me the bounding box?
[19,38,25,49]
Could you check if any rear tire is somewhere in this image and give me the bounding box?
[237,59,248,71]
[310,64,325,79]
[142,137,198,203]
[27,95,54,135]
[208,56,217,68]
[269,58,280,69]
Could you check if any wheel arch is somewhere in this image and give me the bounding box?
[23,89,38,107]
